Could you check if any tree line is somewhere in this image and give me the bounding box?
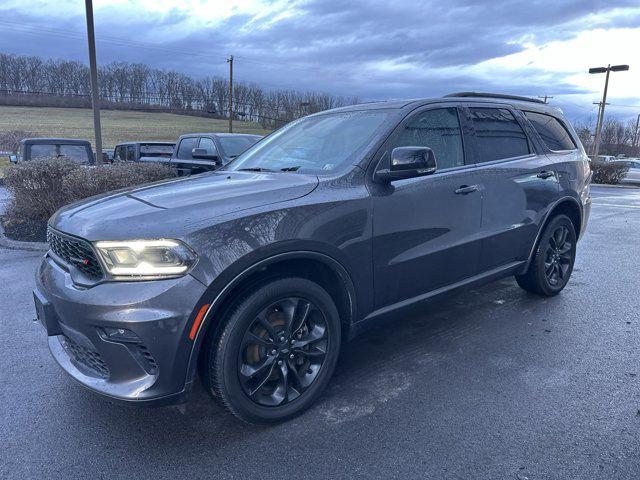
[573,117,640,157]
[0,53,359,128]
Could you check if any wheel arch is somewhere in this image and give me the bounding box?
[524,196,582,270]
[185,250,358,388]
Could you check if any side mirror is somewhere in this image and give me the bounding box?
[9,154,18,163]
[375,146,437,183]
[192,148,219,162]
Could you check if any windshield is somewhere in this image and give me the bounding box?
[226,110,391,173]
[219,136,260,159]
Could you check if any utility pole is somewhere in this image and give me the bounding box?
[589,64,629,158]
[538,95,554,103]
[227,55,233,133]
[632,113,640,153]
[84,0,103,164]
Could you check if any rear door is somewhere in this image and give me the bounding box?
[463,104,560,270]
[371,105,483,308]
[171,136,199,175]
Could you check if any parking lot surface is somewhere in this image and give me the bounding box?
[0,185,638,479]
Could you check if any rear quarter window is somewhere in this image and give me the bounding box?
[524,111,576,151]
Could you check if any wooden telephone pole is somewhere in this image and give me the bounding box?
[84,0,103,164]
[227,55,233,133]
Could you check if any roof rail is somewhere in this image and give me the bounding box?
[444,92,546,104]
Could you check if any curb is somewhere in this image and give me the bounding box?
[0,220,48,252]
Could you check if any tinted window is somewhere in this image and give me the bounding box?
[469,108,530,162]
[198,137,218,155]
[227,111,390,174]
[59,145,90,163]
[177,137,198,159]
[394,108,464,169]
[524,111,576,151]
[126,145,136,161]
[140,144,174,157]
[219,136,260,159]
[29,144,57,159]
[114,146,126,161]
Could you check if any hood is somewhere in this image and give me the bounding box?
[51,171,319,241]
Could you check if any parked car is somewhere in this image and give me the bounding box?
[170,133,262,175]
[14,138,94,164]
[113,141,175,164]
[621,158,640,185]
[34,92,591,424]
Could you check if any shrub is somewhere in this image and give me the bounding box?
[0,129,33,152]
[4,157,177,223]
[590,160,630,185]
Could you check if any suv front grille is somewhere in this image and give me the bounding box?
[47,227,103,279]
[60,335,110,379]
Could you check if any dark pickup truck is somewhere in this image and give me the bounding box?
[170,133,262,175]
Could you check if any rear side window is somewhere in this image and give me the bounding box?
[177,137,198,159]
[469,108,530,163]
[126,145,136,161]
[114,146,125,161]
[59,145,90,163]
[394,108,465,169]
[524,111,576,151]
[29,144,57,159]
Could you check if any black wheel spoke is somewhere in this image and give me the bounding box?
[256,314,277,341]
[242,331,272,349]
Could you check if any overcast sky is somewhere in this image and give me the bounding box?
[1,0,639,122]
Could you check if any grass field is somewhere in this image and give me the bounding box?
[0,105,270,148]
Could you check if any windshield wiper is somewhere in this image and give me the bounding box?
[237,167,276,172]
[280,166,301,172]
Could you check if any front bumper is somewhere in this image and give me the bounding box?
[35,253,207,405]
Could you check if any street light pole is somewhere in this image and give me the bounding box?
[84,0,103,164]
[589,64,629,158]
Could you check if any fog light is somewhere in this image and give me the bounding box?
[99,327,141,344]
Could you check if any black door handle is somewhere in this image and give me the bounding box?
[537,171,555,179]
[455,185,479,195]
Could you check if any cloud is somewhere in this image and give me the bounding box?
[0,0,638,119]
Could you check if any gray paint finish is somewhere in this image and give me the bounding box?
[35,96,592,405]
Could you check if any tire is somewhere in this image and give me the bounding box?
[202,277,341,424]
[516,214,577,296]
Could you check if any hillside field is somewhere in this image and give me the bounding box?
[0,105,270,148]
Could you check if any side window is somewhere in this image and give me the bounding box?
[126,145,136,161]
[198,137,218,156]
[177,137,198,159]
[469,108,530,163]
[114,146,125,161]
[393,108,465,169]
[59,145,90,163]
[524,111,576,151]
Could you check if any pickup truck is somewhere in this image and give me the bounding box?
[170,133,262,175]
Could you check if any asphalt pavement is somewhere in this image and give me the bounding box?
[0,185,638,479]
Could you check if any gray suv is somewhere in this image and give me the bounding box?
[33,93,591,424]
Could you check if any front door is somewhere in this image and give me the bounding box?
[371,106,483,309]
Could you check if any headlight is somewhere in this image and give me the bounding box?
[94,239,197,279]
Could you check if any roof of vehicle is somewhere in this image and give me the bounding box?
[20,137,92,145]
[321,92,565,117]
[114,141,175,146]
[177,133,263,139]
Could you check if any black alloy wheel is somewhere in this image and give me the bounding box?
[238,297,329,407]
[516,214,577,296]
[202,277,341,424]
[544,225,573,287]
